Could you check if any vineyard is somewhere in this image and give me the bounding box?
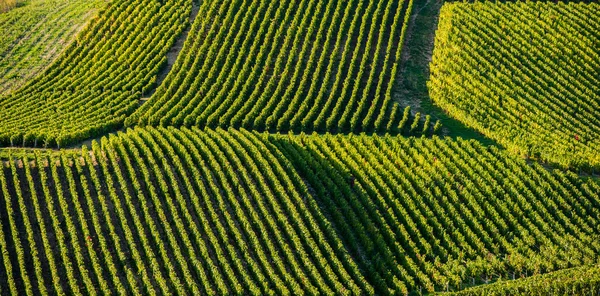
[429,1,600,172]
[0,0,105,94]
[0,0,599,294]
[126,0,438,134]
[0,128,599,294]
[0,0,191,148]
[449,264,600,295]
[277,131,600,293]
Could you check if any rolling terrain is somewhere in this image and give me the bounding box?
[127,0,435,134]
[0,0,598,295]
[0,0,191,147]
[429,1,600,172]
[0,0,105,94]
[1,128,599,294]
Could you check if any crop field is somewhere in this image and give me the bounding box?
[429,1,600,172]
[127,0,430,134]
[0,128,599,295]
[0,0,191,147]
[0,0,105,94]
[0,0,598,295]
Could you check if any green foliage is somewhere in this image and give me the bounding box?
[448,264,600,296]
[127,0,435,135]
[0,0,105,93]
[0,0,191,148]
[0,1,598,295]
[0,127,599,294]
[277,131,600,293]
[0,127,370,294]
[428,1,600,172]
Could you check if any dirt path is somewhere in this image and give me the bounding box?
[69,2,201,149]
[394,0,439,112]
[392,0,497,145]
[139,2,201,102]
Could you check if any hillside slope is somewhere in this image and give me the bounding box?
[127,0,439,134]
[0,127,371,295]
[276,131,600,293]
[0,0,105,94]
[428,1,600,171]
[1,128,599,294]
[0,0,191,148]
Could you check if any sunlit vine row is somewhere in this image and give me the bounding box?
[0,127,367,295]
[0,127,598,294]
[128,0,440,135]
[0,0,191,148]
[274,131,600,293]
[428,1,600,172]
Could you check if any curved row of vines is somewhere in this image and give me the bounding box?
[128,0,440,135]
[0,0,105,94]
[0,127,599,294]
[428,1,600,172]
[0,0,191,148]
